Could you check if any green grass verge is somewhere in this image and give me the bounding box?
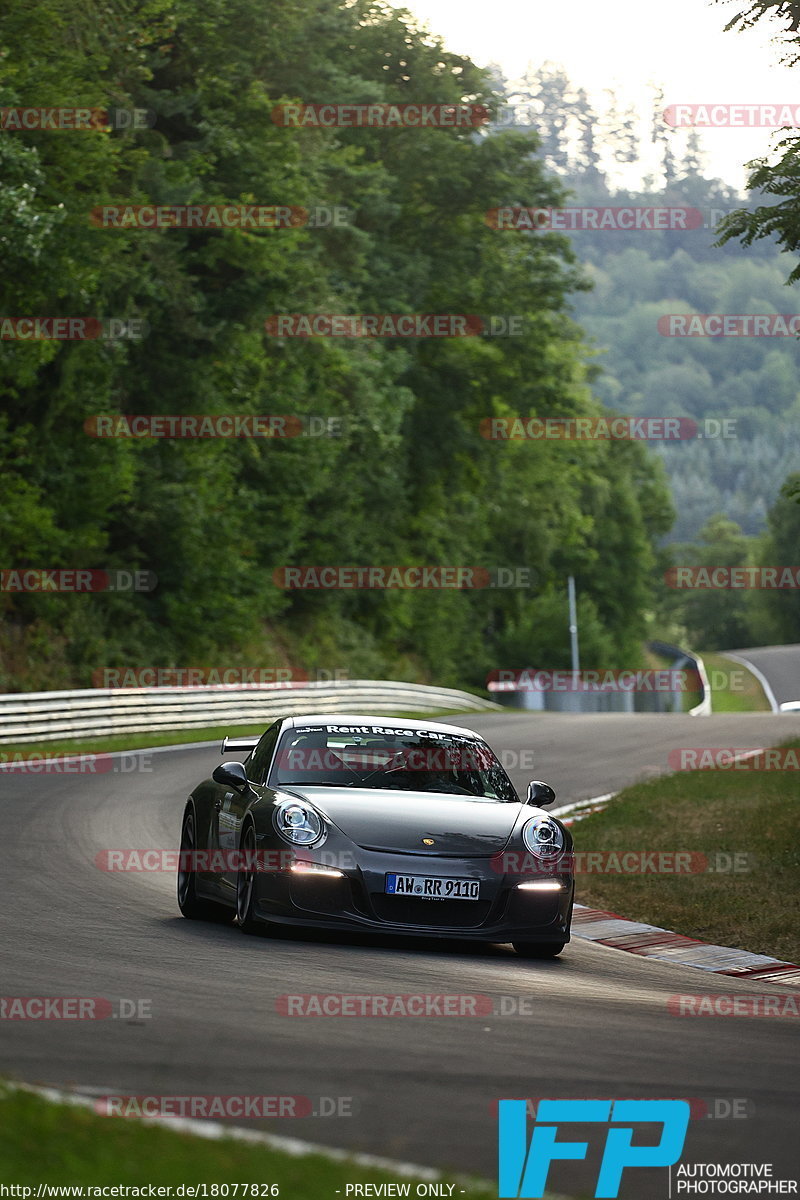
[0,711,493,763]
[573,738,800,962]
[650,647,769,714]
[0,1084,499,1195]
[702,652,771,714]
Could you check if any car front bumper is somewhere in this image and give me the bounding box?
[252,847,573,943]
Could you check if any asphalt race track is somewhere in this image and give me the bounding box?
[2,710,800,1199]
[728,644,800,709]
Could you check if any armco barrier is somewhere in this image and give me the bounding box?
[489,643,711,715]
[647,640,711,716]
[0,679,500,746]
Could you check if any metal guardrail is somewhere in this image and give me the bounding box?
[0,679,501,745]
[647,640,711,716]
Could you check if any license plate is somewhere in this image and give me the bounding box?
[385,874,480,900]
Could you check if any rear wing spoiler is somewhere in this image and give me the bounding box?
[220,736,259,756]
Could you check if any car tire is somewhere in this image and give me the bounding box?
[513,941,566,958]
[236,821,262,934]
[177,807,235,923]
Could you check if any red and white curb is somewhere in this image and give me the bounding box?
[571,904,800,987]
[552,794,613,825]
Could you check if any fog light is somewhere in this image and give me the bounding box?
[516,880,562,891]
[290,863,344,878]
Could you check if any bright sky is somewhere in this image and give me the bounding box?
[392,0,796,192]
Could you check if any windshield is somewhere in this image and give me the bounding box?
[268,723,518,802]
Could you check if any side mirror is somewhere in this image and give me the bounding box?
[526,779,556,807]
[213,761,250,792]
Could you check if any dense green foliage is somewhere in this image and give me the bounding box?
[0,0,676,691]
[572,206,800,542]
[659,477,800,650]
[487,64,800,542]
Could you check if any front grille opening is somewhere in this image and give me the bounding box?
[371,894,492,928]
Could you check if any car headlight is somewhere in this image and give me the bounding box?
[522,815,565,857]
[274,799,323,845]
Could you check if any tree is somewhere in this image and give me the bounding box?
[717,0,800,56]
[602,89,640,166]
[680,131,706,179]
[514,62,572,173]
[748,474,800,642]
[666,515,757,649]
[714,0,800,279]
[573,88,605,184]
[0,0,674,690]
[650,86,677,187]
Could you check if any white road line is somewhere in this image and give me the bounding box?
[551,792,615,819]
[7,1082,505,1190]
[552,738,776,823]
[720,652,780,713]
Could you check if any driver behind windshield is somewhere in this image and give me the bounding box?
[270,728,516,801]
[273,729,356,786]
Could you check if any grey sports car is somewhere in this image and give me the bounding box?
[177,714,574,957]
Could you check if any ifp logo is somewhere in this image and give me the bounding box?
[498,1099,690,1198]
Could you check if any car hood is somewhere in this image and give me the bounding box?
[280,786,522,856]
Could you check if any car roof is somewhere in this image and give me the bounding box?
[284,713,482,738]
